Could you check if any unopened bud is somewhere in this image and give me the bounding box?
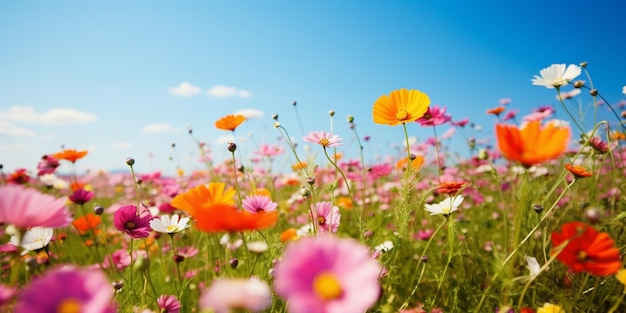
[573,80,584,88]
[585,207,602,224]
[589,89,598,96]
[227,142,237,152]
[94,205,104,216]
[273,122,280,128]
[292,100,297,107]
[364,230,374,238]
[272,113,279,120]
[126,158,135,166]
[113,280,124,290]
[306,177,316,185]
[409,154,416,160]
[300,186,310,197]
[229,258,238,269]
[329,110,335,117]
[533,204,544,214]
[579,61,587,68]
[347,115,354,123]
[174,254,185,263]
[478,149,488,160]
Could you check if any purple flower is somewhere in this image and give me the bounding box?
[315,201,341,233]
[113,205,152,238]
[273,236,382,313]
[242,195,278,213]
[157,295,181,313]
[303,131,343,148]
[14,265,116,313]
[69,188,95,205]
[415,105,452,126]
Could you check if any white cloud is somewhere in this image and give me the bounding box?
[234,108,265,119]
[0,120,36,137]
[206,85,252,98]
[0,143,32,151]
[0,105,97,125]
[142,123,180,134]
[111,142,132,150]
[169,82,201,98]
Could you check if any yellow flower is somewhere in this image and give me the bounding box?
[537,303,565,313]
[372,88,430,126]
[616,269,626,286]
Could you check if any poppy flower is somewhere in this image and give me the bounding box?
[495,120,570,168]
[551,222,621,276]
[72,213,102,236]
[52,149,88,163]
[215,114,246,131]
[565,164,592,179]
[373,88,430,126]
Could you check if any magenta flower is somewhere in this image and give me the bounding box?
[14,265,116,313]
[157,295,181,313]
[303,131,343,148]
[69,188,95,205]
[273,236,382,313]
[199,278,272,313]
[103,249,131,271]
[0,185,71,229]
[113,205,152,239]
[242,195,278,213]
[415,105,452,126]
[315,201,341,233]
[36,155,60,176]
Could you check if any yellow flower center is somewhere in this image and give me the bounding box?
[577,250,588,261]
[57,298,81,313]
[317,216,326,225]
[318,138,330,146]
[166,225,178,232]
[313,272,343,300]
[395,110,408,120]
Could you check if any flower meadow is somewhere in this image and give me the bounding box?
[1,62,626,313]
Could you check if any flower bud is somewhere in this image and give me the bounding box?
[573,80,584,88]
[347,115,354,123]
[589,89,598,96]
[292,100,297,107]
[579,61,587,68]
[306,177,316,185]
[174,254,185,263]
[300,186,310,197]
[126,158,135,166]
[272,113,279,120]
[94,205,104,216]
[585,207,602,224]
[113,280,124,290]
[227,142,237,152]
[229,257,238,269]
[533,204,544,214]
[328,110,335,117]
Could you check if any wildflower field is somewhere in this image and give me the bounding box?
[1,63,626,313]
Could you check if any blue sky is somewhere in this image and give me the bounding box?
[1,1,625,176]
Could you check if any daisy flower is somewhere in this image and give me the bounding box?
[10,226,53,254]
[0,185,72,229]
[273,236,382,313]
[150,214,190,234]
[424,195,464,216]
[531,63,581,89]
[303,131,343,148]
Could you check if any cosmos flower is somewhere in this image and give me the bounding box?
[215,114,246,131]
[52,149,88,163]
[551,222,621,276]
[149,214,190,234]
[72,213,102,236]
[565,164,592,179]
[303,131,343,148]
[7,168,29,185]
[37,155,60,176]
[273,236,382,313]
[199,278,272,313]
[10,227,53,253]
[14,265,116,313]
[314,201,341,233]
[157,295,181,313]
[69,188,95,205]
[486,106,506,116]
[424,195,464,216]
[415,105,452,126]
[531,64,581,89]
[495,120,570,168]
[242,195,278,213]
[0,185,72,229]
[373,88,430,126]
[170,182,236,218]
[113,205,153,239]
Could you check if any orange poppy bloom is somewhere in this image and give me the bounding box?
[373,88,430,126]
[551,222,621,276]
[396,155,424,171]
[171,182,236,218]
[52,149,88,163]
[72,213,102,236]
[486,106,506,116]
[215,114,246,131]
[565,164,592,178]
[495,120,570,168]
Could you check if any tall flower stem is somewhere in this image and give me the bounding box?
[432,216,455,306]
[322,147,352,198]
[556,87,586,134]
[402,123,412,160]
[229,150,244,207]
[169,234,181,295]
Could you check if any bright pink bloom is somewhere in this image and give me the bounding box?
[14,266,116,313]
[37,155,60,176]
[69,188,95,205]
[242,195,278,213]
[415,105,452,126]
[452,118,470,127]
[113,205,153,239]
[303,131,343,148]
[103,249,132,271]
[315,201,341,233]
[0,185,71,229]
[200,278,272,313]
[157,295,181,313]
[274,236,382,313]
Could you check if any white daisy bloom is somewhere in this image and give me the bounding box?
[424,195,464,216]
[531,64,581,89]
[375,240,394,253]
[149,214,190,234]
[10,227,54,254]
[525,256,541,279]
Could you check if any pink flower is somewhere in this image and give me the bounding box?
[157,295,181,313]
[14,265,116,313]
[242,195,278,213]
[113,205,153,239]
[273,236,382,313]
[0,185,71,229]
[199,278,272,313]
[36,155,60,176]
[256,144,284,157]
[69,188,95,205]
[415,105,452,126]
[303,131,343,148]
[103,249,132,271]
[315,201,341,233]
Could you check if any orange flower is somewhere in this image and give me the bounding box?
[551,222,621,276]
[373,88,430,126]
[171,182,235,218]
[72,213,102,236]
[609,131,626,141]
[486,106,506,116]
[396,155,424,171]
[279,228,298,242]
[337,196,353,210]
[291,161,307,171]
[495,120,570,168]
[437,181,468,195]
[52,149,88,163]
[215,114,246,131]
[565,163,592,178]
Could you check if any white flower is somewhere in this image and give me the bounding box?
[246,241,269,254]
[525,256,541,279]
[623,85,626,95]
[10,227,53,254]
[375,240,394,253]
[424,195,464,216]
[149,214,190,234]
[532,64,581,89]
[39,174,68,190]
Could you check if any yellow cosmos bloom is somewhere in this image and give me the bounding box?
[372,88,430,126]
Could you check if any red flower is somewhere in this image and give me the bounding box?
[7,168,30,185]
[551,222,621,276]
